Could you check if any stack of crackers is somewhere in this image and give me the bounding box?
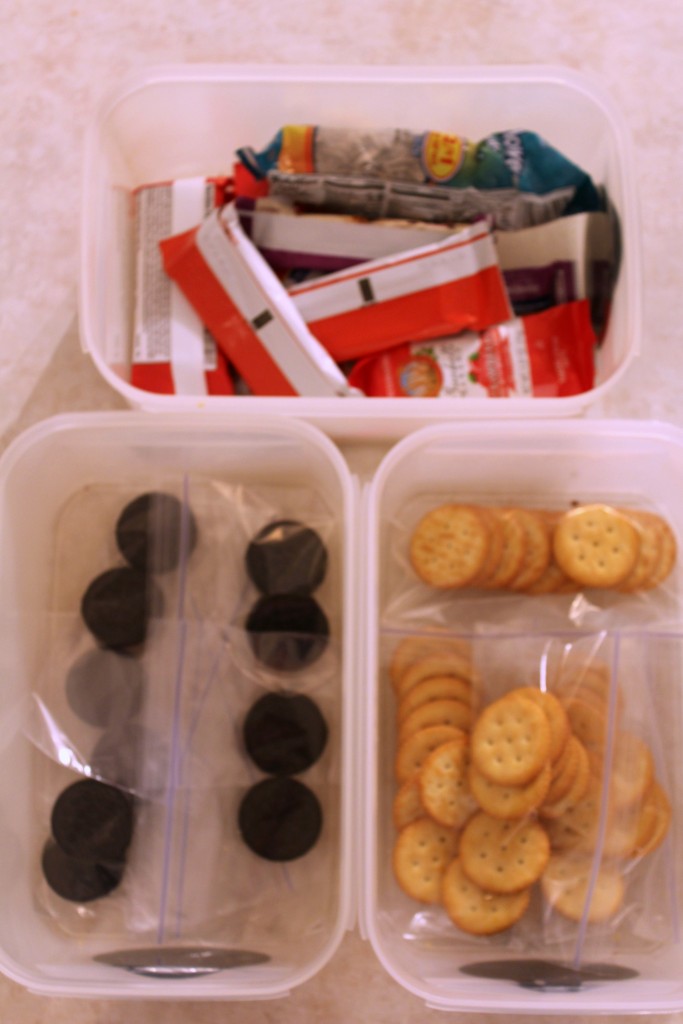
[390,636,671,937]
[410,503,676,594]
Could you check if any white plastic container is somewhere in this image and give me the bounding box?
[3,412,683,1010]
[363,418,683,1015]
[0,412,356,999]
[79,64,641,440]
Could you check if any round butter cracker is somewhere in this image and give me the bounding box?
[553,504,640,588]
[392,777,424,830]
[392,816,460,904]
[540,739,591,822]
[469,760,551,820]
[617,509,666,592]
[542,853,625,923]
[410,504,493,589]
[395,724,467,784]
[442,858,530,936]
[395,651,480,699]
[562,697,608,752]
[397,675,477,723]
[508,687,570,763]
[471,693,551,786]
[399,699,474,743]
[459,811,550,894]
[389,635,472,689]
[478,507,527,589]
[507,508,551,591]
[418,738,477,829]
[632,780,671,858]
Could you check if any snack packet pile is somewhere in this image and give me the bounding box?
[129,122,617,397]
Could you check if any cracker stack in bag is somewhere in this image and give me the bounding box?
[389,638,671,936]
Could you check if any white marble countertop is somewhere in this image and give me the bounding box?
[3,2,683,1021]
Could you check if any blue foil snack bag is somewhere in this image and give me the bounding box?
[237,126,604,230]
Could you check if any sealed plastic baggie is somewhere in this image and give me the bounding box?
[0,412,353,998]
[374,495,680,974]
[23,469,341,955]
[377,622,676,973]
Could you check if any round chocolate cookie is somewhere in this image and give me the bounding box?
[80,567,162,651]
[245,594,330,672]
[115,491,198,574]
[90,722,169,797]
[238,777,323,861]
[41,839,125,903]
[243,692,328,775]
[65,648,144,728]
[50,778,135,863]
[245,519,328,596]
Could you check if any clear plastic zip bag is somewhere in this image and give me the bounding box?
[23,472,343,968]
[378,623,680,982]
[380,495,679,633]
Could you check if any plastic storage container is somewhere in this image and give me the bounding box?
[7,60,679,1014]
[363,419,683,1015]
[79,63,641,440]
[0,412,356,999]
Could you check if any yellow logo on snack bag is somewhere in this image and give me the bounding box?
[399,355,443,397]
[279,125,316,174]
[422,132,466,183]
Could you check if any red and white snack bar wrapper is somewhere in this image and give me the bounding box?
[159,203,359,397]
[236,196,458,272]
[132,176,235,395]
[286,222,512,361]
[347,300,596,398]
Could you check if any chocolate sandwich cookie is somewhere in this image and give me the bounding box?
[238,777,323,861]
[65,648,144,728]
[80,567,162,651]
[245,519,328,596]
[41,839,125,903]
[50,778,135,864]
[115,491,198,574]
[243,691,328,775]
[245,594,330,671]
[90,722,169,797]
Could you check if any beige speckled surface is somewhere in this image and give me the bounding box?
[2,1,683,1020]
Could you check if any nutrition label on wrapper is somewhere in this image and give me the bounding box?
[132,179,221,392]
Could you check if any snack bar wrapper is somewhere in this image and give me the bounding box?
[347,301,596,398]
[132,176,235,395]
[159,203,360,397]
[495,210,618,338]
[286,222,512,361]
[238,126,605,230]
[236,196,457,272]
